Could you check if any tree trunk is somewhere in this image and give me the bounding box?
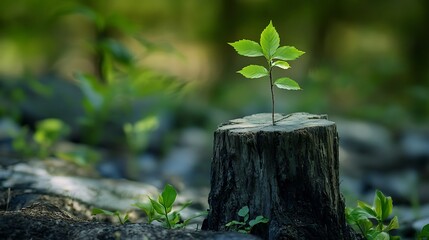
[205,113,358,240]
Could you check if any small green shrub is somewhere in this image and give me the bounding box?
[92,184,206,229]
[133,184,206,229]
[346,190,400,239]
[225,206,269,233]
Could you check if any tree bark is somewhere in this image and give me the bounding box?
[205,113,358,240]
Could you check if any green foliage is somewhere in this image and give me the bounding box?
[12,118,70,159]
[225,206,269,234]
[346,190,400,240]
[64,3,184,148]
[123,116,159,154]
[11,118,100,166]
[419,224,429,240]
[54,144,100,167]
[133,184,206,229]
[33,119,70,158]
[92,208,130,225]
[229,21,304,125]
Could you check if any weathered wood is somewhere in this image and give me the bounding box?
[205,113,358,240]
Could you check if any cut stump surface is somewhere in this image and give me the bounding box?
[205,113,358,240]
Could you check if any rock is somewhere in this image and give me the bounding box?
[0,161,158,211]
[161,128,211,187]
[335,118,398,175]
[400,130,429,162]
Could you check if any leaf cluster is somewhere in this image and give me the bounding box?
[225,206,269,234]
[12,118,70,159]
[229,21,305,90]
[346,190,400,240]
[133,184,206,229]
[92,184,205,229]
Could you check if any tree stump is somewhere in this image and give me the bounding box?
[205,113,357,240]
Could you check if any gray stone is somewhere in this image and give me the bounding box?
[400,130,429,161]
[335,118,398,174]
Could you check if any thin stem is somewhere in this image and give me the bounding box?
[269,61,275,125]
[163,204,172,229]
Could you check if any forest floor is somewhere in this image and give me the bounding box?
[0,158,257,240]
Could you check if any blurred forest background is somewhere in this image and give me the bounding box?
[1,0,429,228]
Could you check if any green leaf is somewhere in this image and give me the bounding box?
[168,211,181,226]
[92,208,114,216]
[249,216,269,227]
[274,78,301,90]
[272,60,290,69]
[384,216,399,231]
[419,224,429,238]
[158,195,164,205]
[244,214,249,222]
[357,218,374,235]
[357,200,378,218]
[374,190,392,221]
[346,208,375,233]
[368,231,389,240]
[238,65,268,79]
[374,192,383,220]
[383,197,393,220]
[260,21,280,59]
[238,206,249,217]
[229,40,263,57]
[133,201,154,218]
[150,197,165,215]
[119,212,130,224]
[273,46,305,61]
[161,184,177,211]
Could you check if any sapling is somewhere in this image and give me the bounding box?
[229,21,305,125]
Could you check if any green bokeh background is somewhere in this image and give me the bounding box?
[1,0,428,134]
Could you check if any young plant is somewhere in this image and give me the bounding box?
[92,208,130,225]
[225,206,269,234]
[133,184,206,229]
[346,190,400,240]
[229,21,305,125]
